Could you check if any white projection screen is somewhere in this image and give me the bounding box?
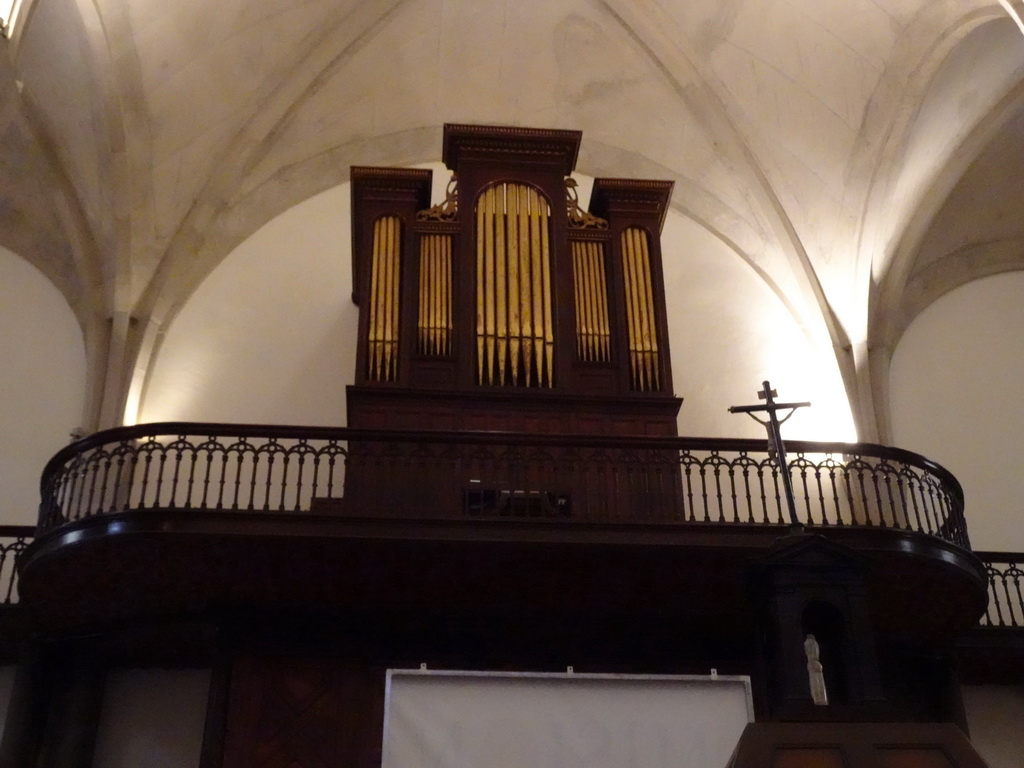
[382,670,753,768]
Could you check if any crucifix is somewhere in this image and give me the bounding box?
[729,381,810,529]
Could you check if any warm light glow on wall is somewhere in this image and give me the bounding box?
[0,0,23,35]
[660,212,858,444]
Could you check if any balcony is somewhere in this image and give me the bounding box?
[958,552,1024,682]
[2,422,993,668]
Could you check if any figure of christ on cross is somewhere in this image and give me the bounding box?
[729,381,810,529]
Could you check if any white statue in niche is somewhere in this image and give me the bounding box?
[804,634,828,706]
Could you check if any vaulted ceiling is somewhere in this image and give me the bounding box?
[1,0,1022,437]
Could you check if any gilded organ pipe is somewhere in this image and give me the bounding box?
[595,244,610,359]
[475,182,554,387]
[378,216,389,379]
[418,234,453,355]
[484,187,496,383]
[623,231,641,387]
[476,192,486,383]
[367,215,401,381]
[584,244,597,359]
[442,235,452,353]
[572,243,585,358]
[593,243,609,359]
[594,242,610,359]
[418,236,427,351]
[507,184,521,383]
[388,217,399,375]
[631,228,651,389]
[495,186,508,385]
[540,196,554,387]
[571,240,610,362]
[520,189,534,384]
[621,227,660,391]
[429,236,438,350]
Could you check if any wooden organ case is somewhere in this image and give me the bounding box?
[347,124,682,437]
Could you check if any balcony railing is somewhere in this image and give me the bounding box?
[977,552,1024,628]
[38,423,970,550]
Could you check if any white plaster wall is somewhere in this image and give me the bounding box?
[140,185,358,426]
[889,272,1024,552]
[91,668,210,768]
[0,246,86,525]
[663,215,855,442]
[962,685,1024,768]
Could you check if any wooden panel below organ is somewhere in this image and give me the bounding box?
[342,387,683,523]
[346,386,681,436]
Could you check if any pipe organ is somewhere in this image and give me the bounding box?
[348,124,681,437]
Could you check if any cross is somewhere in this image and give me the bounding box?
[729,381,810,528]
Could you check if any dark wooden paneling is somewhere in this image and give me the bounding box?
[345,386,682,435]
[222,655,384,768]
[728,722,986,768]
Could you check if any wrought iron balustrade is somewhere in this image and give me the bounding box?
[977,552,1024,628]
[37,422,970,549]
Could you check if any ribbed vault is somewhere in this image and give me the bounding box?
[0,0,1021,438]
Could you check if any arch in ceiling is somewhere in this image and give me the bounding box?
[0,0,126,429]
[110,0,412,427]
[119,0,845,429]
[867,15,1024,442]
[5,0,1022,433]
[895,101,1024,344]
[997,0,1024,35]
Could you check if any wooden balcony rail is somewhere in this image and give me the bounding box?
[976,552,1024,628]
[37,423,970,550]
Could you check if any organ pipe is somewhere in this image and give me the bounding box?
[475,183,554,387]
[571,240,611,362]
[367,215,402,381]
[621,226,660,391]
[418,234,453,355]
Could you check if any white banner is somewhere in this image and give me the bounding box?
[383,670,752,768]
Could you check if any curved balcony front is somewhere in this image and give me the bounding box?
[16,423,987,658]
